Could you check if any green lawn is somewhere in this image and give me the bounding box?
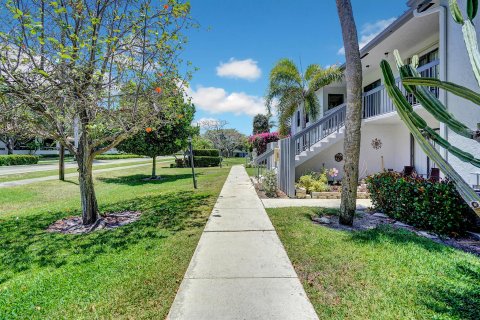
[0,158,174,184]
[267,207,480,320]
[0,162,230,319]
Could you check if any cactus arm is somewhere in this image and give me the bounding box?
[450,0,465,24]
[398,64,479,141]
[467,0,478,20]
[462,20,480,88]
[402,77,480,106]
[392,50,479,141]
[449,0,480,87]
[381,60,480,215]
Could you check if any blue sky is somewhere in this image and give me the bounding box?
[183,0,408,135]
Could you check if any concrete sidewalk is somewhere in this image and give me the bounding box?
[262,198,371,209]
[167,165,318,320]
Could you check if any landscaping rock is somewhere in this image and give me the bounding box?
[417,231,439,240]
[312,217,331,224]
[311,192,320,199]
[394,221,412,228]
[296,188,307,199]
[372,212,389,218]
[467,231,480,241]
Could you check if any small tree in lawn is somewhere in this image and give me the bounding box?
[0,0,193,225]
[117,100,195,179]
[252,114,270,134]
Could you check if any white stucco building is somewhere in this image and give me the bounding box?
[256,0,480,197]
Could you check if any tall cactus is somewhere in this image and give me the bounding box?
[378,0,480,216]
[450,0,480,87]
[380,61,480,215]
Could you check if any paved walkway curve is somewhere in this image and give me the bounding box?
[168,165,318,320]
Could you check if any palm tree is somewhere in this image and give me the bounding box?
[266,59,343,136]
[336,0,363,226]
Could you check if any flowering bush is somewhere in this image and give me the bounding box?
[248,132,280,155]
[262,170,278,197]
[366,171,477,235]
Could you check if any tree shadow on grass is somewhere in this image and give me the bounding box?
[97,173,204,186]
[348,224,452,254]
[348,225,480,319]
[419,262,480,320]
[0,191,213,284]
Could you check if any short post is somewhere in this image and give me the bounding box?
[188,136,197,189]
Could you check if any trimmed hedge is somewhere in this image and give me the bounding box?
[366,171,476,235]
[192,156,221,167]
[193,149,220,157]
[95,154,144,160]
[0,155,39,166]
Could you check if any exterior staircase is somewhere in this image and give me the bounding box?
[253,59,440,197]
[295,127,345,166]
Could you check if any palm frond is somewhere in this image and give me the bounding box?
[308,65,344,92]
[304,92,321,121]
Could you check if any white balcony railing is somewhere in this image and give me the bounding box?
[363,59,440,119]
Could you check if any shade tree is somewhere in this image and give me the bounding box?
[0,0,193,225]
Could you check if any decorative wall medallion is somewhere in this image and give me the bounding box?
[371,138,382,150]
[334,152,343,162]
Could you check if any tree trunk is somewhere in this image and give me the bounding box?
[77,136,98,225]
[152,156,157,178]
[336,0,363,226]
[59,144,65,181]
[6,137,14,155]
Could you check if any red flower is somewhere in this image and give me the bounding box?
[164,4,169,9]
[155,87,162,94]
[146,127,153,133]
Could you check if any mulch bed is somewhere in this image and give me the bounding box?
[47,211,142,235]
[313,211,480,256]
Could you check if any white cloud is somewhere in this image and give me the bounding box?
[338,17,396,55]
[187,86,266,116]
[216,58,262,81]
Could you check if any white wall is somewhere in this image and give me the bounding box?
[296,114,439,181]
[296,122,411,180]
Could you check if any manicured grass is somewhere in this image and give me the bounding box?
[0,163,230,319]
[221,157,248,167]
[267,207,480,320]
[0,158,172,184]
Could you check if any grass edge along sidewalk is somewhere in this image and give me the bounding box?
[0,164,231,319]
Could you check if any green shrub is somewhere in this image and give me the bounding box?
[297,172,330,193]
[193,149,220,157]
[175,158,186,168]
[297,175,315,193]
[192,156,221,167]
[262,170,278,197]
[0,155,39,166]
[39,154,74,159]
[366,171,476,235]
[95,154,144,160]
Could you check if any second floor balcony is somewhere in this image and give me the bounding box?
[362,59,440,119]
